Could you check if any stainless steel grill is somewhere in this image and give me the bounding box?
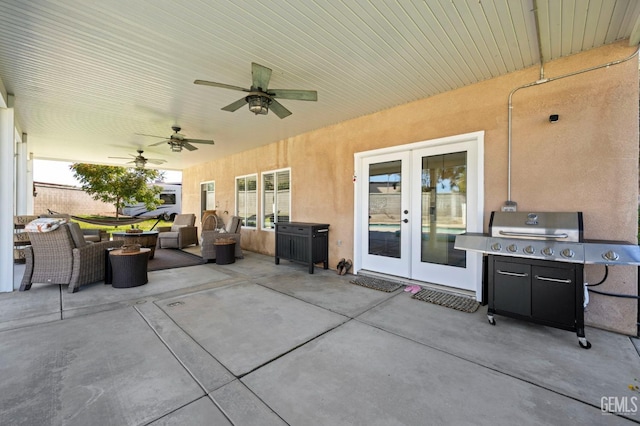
[455,211,640,265]
[454,211,640,349]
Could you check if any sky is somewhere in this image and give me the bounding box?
[33,159,182,186]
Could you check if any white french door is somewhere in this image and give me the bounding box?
[356,132,484,295]
[360,151,411,276]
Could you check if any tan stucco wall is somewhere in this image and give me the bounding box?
[183,41,639,335]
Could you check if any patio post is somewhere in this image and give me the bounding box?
[0,93,16,292]
[16,132,32,215]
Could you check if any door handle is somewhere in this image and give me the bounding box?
[496,270,528,277]
[535,275,572,284]
[402,219,408,223]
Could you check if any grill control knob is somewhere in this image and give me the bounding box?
[560,249,575,258]
[602,250,619,262]
[541,247,554,256]
[490,242,502,251]
[507,244,518,253]
[523,246,535,255]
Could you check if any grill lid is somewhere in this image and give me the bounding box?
[489,211,583,242]
[455,211,640,265]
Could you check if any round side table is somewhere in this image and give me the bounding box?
[109,248,151,288]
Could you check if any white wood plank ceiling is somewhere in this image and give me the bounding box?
[0,0,638,170]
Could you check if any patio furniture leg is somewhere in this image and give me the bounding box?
[19,246,34,291]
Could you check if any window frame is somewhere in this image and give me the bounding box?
[261,167,291,231]
[235,174,258,229]
[200,180,216,212]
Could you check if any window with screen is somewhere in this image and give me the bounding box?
[262,168,290,230]
[235,174,257,228]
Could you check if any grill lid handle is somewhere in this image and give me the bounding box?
[498,231,569,239]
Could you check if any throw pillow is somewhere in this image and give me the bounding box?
[25,218,64,233]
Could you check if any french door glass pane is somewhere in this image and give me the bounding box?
[368,160,401,258]
[421,152,467,267]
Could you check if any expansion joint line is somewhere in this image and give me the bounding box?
[133,305,236,426]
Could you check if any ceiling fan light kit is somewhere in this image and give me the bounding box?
[248,95,270,115]
[194,62,317,119]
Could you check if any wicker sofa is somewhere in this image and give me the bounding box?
[201,215,243,261]
[20,222,123,293]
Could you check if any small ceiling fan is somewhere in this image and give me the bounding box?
[108,149,166,169]
[194,62,317,119]
[139,126,215,152]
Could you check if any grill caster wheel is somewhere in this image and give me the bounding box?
[578,337,591,349]
[488,315,496,326]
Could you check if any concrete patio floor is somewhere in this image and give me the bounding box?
[1,251,639,425]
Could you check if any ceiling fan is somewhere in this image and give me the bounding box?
[194,62,318,119]
[139,126,215,152]
[108,149,166,169]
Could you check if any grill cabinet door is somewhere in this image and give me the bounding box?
[493,260,531,317]
[532,265,576,328]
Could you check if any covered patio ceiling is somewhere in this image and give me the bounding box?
[0,0,639,171]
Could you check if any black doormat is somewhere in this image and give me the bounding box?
[412,289,480,313]
[349,277,403,292]
[147,249,205,271]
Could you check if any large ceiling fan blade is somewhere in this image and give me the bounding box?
[270,89,318,101]
[252,63,272,90]
[185,138,215,145]
[269,99,292,119]
[135,132,165,139]
[147,159,166,165]
[222,97,248,112]
[193,80,249,92]
[182,142,198,151]
[149,139,169,146]
[108,156,134,160]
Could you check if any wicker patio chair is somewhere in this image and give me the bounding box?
[157,213,199,249]
[20,222,123,293]
[201,215,243,261]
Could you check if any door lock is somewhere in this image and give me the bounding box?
[402,218,409,223]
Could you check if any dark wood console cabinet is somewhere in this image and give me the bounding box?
[275,222,329,274]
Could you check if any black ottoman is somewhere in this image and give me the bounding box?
[109,248,150,288]
[214,241,236,265]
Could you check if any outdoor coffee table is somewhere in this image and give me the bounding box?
[108,248,150,288]
[111,231,159,259]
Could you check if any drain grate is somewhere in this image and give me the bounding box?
[349,277,403,292]
[412,289,480,313]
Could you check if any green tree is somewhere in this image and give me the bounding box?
[70,164,164,219]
